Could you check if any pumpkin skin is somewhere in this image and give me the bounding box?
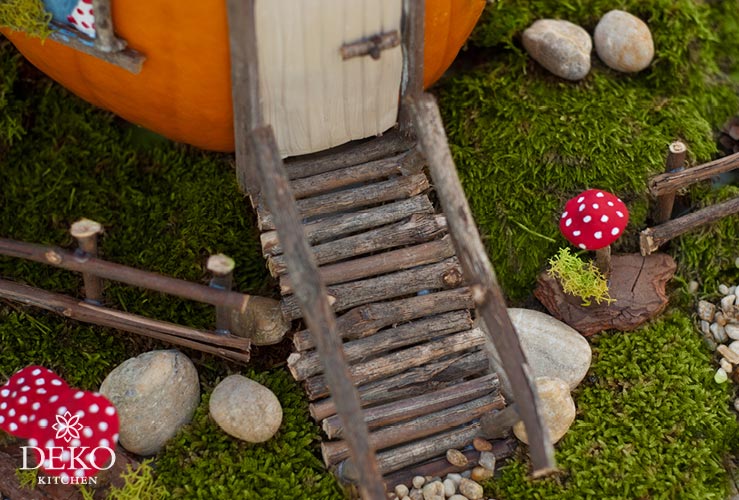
[2,1,485,152]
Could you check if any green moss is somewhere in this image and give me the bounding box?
[547,248,612,306]
[105,460,170,500]
[489,312,739,499]
[437,0,739,301]
[0,0,52,39]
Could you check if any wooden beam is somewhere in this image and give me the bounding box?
[249,125,385,499]
[227,0,262,194]
[653,141,687,224]
[398,0,425,137]
[649,151,739,196]
[407,93,556,475]
[48,24,144,74]
[640,195,739,255]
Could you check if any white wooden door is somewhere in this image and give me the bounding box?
[255,0,403,158]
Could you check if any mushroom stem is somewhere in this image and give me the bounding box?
[595,246,611,276]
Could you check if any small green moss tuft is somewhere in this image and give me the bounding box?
[105,459,170,500]
[15,467,37,490]
[0,0,52,39]
[547,247,612,306]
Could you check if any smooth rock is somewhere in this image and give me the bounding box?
[594,10,653,72]
[395,484,410,498]
[688,280,699,294]
[460,470,471,479]
[711,322,728,344]
[458,478,484,500]
[734,398,739,413]
[448,496,467,500]
[472,436,493,452]
[720,284,731,295]
[719,344,739,365]
[442,478,456,497]
[716,312,728,327]
[401,497,411,500]
[487,308,591,398]
[100,350,200,456]
[445,473,462,487]
[513,377,576,444]
[715,367,729,384]
[422,481,445,500]
[726,324,739,340]
[522,19,592,81]
[409,488,423,500]
[479,451,496,472]
[698,300,716,322]
[446,449,468,467]
[731,286,737,295]
[470,466,494,482]
[209,374,282,443]
[722,295,737,313]
[412,476,426,490]
[720,358,733,374]
[730,340,739,355]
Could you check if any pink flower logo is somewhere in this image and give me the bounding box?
[52,411,83,443]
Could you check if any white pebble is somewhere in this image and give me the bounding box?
[688,281,699,293]
[720,357,733,375]
[730,286,737,295]
[734,398,739,413]
[448,496,468,500]
[729,340,739,354]
[478,451,496,472]
[719,284,730,295]
[716,312,728,327]
[443,478,456,497]
[395,484,409,498]
[722,295,737,313]
[698,300,716,322]
[445,473,462,487]
[726,325,739,341]
[422,480,445,500]
[715,367,729,384]
[412,476,426,489]
[711,322,728,343]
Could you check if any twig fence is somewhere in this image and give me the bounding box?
[0,219,271,363]
[640,143,739,255]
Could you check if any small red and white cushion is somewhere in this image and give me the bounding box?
[66,0,95,38]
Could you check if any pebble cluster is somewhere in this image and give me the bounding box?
[694,282,739,395]
[388,440,496,500]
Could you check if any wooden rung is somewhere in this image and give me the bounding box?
[288,310,472,381]
[280,236,455,293]
[260,195,434,254]
[309,349,488,421]
[281,257,463,321]
[293,287,474,351]
[258,174,429,229]
[321,374,498,438]
[268,213,447,276]
[290,149,425,199]
[322,394,504,465]
[304,328,485,400]
[284,130,412,180]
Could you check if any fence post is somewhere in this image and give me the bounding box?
[207,254,236,334]
[654,141,687,224]
[70,219,104,304]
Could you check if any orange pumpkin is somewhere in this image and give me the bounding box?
[1,1,485,152]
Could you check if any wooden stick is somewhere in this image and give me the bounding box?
[269,213,447,276]
[304,328,484,399]
[398,0,425,138]
[70,218,104,303]
[47,24,144,74]
[654,141,687,224]
[293,287,473,351]
[289,149,424,199]
[227,0,262,194]
[595,245,611,276]
[288,310,471,380]
[281,257,462,320]
[480,403,521,440]
[207,254,236,334]
[284,130,412,180]
[260,195,434,253]
[323,394,504,465]
[249,125,385,500]
[383,438,518,492]
[649,150,739,196]
[408,93,556,474]
[280,236,456,293]
[640,195,739,255]
[91,0,126,52]
[259,173,430,228]
[0,278,250,363]
[0,237,250,310]
[321,374,498,438]
[310,349,489,421]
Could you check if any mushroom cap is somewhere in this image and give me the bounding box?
[559,189,629,250]
[0,366,68,438]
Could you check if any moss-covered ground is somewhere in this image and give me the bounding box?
[1,0,739,497]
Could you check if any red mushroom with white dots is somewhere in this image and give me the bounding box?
[559,189,629,274]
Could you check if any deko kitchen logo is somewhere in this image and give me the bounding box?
[1,366,120,485]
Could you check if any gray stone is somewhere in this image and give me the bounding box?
[487,309,592,399]
[442,478,456,497]
[522,19,592,81]
[470,466,493,482]
[395,484,410,498]
[445,473,462,487]
[594,10,654,72]
[711,322,728,344]
[209,374,282,443]
[100,350,200,456]
[730,340,739,355]
[458,478,484,500]
[722,295,737,313]
[422,481,445,500]
[688,280,699,294]
[514,377,576,445]
[479,451,496,472]
[409,488,423,500]
[448,496,467,500]
[698,300,716,322]
[412,476,426,490]
[446,449,468,467]
[720,284,731,295]
[726,324,739,340]
[716,312,728,327]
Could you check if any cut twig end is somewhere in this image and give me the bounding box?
[669,141,687,155]
[70,219,103,238]
[207,254,236,275]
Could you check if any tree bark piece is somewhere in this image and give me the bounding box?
[260,195,434,254]
[280,236,456,293]
[293,287,474,351]
[653,141,687,224]
[480,403,521,439]
[0,278,251,363]
[288,310,471,380]
[281,257,463,321]
[408,93,556,475]
[398,0,425,138]
[649,151,739,196]
[310,349,488,421]
[322,394,504,465]
[640,196,739,255]
[322,374,498,438]
[70,218,104,303]
[289,149,424,199]
[535,253,677,336]
[284,130,412,180]
[250,125,385,500]
[269,213,447,276]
